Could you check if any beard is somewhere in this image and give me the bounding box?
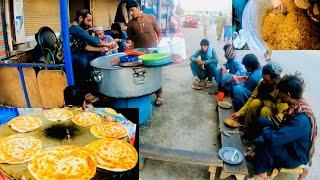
[80,22,90,30]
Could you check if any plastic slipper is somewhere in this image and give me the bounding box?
[155,97,164,106]
[192,84,203,90]
[205,80,212,88]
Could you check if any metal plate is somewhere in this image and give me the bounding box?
[217,101,232,109]
[218,147,243,165]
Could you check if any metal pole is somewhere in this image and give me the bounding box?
[18,67,31,108]
[157,0,161,26]
[59,0,74,85]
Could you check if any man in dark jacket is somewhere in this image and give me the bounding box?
[249,74,316,179]
[69,9,115,85]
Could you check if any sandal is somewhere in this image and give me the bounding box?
[205,80,212,88]
[245,146,256,161]
[155,97,164,106]
[192,83,204,90]
[193,77,201,85]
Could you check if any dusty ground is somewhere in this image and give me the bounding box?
[139,26,320,179]
[139,26,231,180]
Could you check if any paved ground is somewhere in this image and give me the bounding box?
[235,50,320,179]
[139,25,320,179]
[139,25,228,180]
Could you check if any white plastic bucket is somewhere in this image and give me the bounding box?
[171,36,187,60]
[157,37,172,54]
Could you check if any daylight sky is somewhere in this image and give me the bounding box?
[176,0,232,11]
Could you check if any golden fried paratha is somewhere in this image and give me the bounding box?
[105,108,118,116]
[85,138,138,171]
[8,115,42,132]
[28,146,97,180]
[224,117,240,128]
[44,108,73,122]
[0,134,42,164]
[72,112,102,127]
[90,122,128,139]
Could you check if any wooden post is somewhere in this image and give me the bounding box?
[4,0,13,53]
[235,174,246,180]
[219,169,231,179]
[139,156,145,171]
[208,166,216,180]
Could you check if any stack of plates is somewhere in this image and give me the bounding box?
[139,53,172,67]
[119,55,139,63]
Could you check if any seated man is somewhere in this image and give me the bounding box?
[93,26,118,54]
[232,61,288,135]
[232,54,262,111]
[189,39,218,90]
[105,23,127,52]
[69,9,115,85]
[249,74,316,179]
[215,44,246,94]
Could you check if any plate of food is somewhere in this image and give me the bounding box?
[224,117,240,128]
[217,101,232,109]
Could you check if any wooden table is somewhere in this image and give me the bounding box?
[217,97,248,179]
[0,108,136,179]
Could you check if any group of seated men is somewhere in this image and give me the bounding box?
[189,39,317,179]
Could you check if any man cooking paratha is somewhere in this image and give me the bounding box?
[125,0,164,106]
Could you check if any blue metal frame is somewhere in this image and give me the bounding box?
[0,63,64,68]
[59,0,74,86]
[0,0,74,107]
[17,67,31,108]
[0,63,64,108]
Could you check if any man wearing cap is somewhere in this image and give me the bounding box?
[93,26,118,54]
[215,44,247,94]
[125,0,164,106]
[231,61,289,139]
[189,39,218,90]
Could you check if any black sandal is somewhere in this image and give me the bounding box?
[245,146,256,161]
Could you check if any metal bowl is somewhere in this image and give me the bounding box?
[242,0,273,52]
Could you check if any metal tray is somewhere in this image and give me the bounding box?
[218,147,243,165]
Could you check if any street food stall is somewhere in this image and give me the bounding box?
[0,108,137,179]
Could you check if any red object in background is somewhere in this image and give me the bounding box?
[124,50,145,56]
[0,172,10,180]
[216,91,225,101]
[130,134,135,146]
[190,19,197,28]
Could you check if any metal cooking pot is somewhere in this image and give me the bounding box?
[90,53,162,98]
[242,0,273,52]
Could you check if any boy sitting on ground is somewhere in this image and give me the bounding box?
[189,39,218,90]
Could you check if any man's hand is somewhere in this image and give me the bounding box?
[196,59,203,65]
[98,47,108,54]
[269,0,284,12]
[231,112,241,120]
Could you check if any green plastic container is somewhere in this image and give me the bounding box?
[139,53,170,62]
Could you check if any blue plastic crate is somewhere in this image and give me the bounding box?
[119,55,139,63]
[110,95,152,125]
[0,108,18,125]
